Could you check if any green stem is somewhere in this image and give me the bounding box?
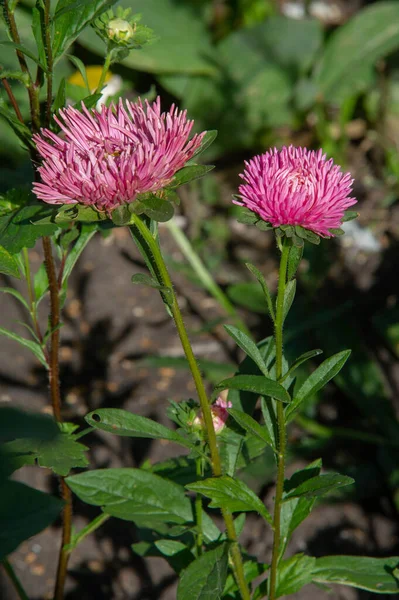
[195,458,203,556]
[95,53,112,94]
[23,248,44,347]
[166,219,250,335]
[2,558,29,600]
[65,513,110,554]
[44,0,53,128]
[269,237,290,600]
[130,215,250,600]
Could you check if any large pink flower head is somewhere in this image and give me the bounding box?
[33,97,205,212]
[236,146,357,238]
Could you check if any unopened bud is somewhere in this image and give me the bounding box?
[190,396,232,434]
[107,18,134,42]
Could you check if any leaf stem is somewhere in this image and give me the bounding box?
[44,0,53,127]
[65,513,110,554]
[130,216,250,600]
[269,237,290,600]
[195,458,203,556]
[95,53,111,94]
[2,558,29,600]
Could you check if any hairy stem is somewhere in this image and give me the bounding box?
[54,479,73,600]
[130,216,250,599]
[0,74,24,123]
[2,558,29,600]
[268,237,290,600]
[96,53,112,94]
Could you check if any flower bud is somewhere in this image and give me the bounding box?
[107,18,134,42]
[190,396,232,434]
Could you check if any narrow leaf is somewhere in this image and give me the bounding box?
[192,130,218,158]
[0,41,47,70]
[246,262,275,321]
[187,475,273,524]
[0,246,20,278]
[224,325,269,376]
[283,279,296,322]
[0,287,30,311]
[0,327,48,369]
[66,54,90,92]
[280,349,323,383]
[287,243,303,281]
[284,473,354,500]
[286,350,351,421]
[312,555,399,594]
[214,375,290,404]
[276,553,316,597]
[228,408,276,451]
[177,543,229,600]
[170,164,214,188]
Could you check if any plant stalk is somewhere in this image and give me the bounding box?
[195,458,203,556]
[130,215,250,600]
[65,513,110,555]
[95,53,112,94]
[44,0,53,128]
[2,558,29,600]
[0,75,24,123]
[268,237,290,600]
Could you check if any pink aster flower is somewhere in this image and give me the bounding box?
[33,97,205,212]
[235,146,357,237]
[191,396,232,434]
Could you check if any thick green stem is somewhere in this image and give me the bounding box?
[96,54,112,94]
[130,215,250,600]
[269,237,290,600]
[2,558,29,600]
[195,458,203,556]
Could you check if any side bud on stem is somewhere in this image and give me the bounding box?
[191,394,232,434]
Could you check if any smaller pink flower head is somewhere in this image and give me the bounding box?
[191,396,232,434]
[236,146,357,237]
[33,97,205,212]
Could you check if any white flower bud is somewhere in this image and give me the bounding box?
[107,18,134,42]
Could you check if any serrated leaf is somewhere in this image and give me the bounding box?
[177,543,229,600]
[35,433,89,476]
[0,245,21,278]
[312,555,399,594]
[52,0,119,61]
[276,553,316,597]
[286,350,351,421]
[170,165,214,188]
[214,375,290,404]
[0,326,48,369]
[246,262,275,321]
[284,472,354,500]
[228,408,276,452]
[0,480,64,561]
[84,408,198,452]
[224,325,269,377]
[66,468,193,526]
[0,203,58,254]
[187,475,272,524]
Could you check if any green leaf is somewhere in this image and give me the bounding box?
[53,77,66,112]
[284,472,354,500]
[342,210,359,223]
[33,263,49,301]
[52,0,119,61]
[187,475,272,524]
[214,375,290,404]
[0,407,58,443]
[61,224,97,284]
[280,349,323,383]
[0,245,20,278]
[312,555,399,594]
[294,225,320,245]
[315,2,399,103]
[66,54,90,92]
[34,433,89,476]
[224,325,269,376]
[286,350,351,421]
[276,553,316,597]
[282,279,296,322]
[66,468,193,526]
[234,206,259,226]
[0,439,36,480]
[228,408,276,452]
[31,2,47,72]
[170,165,214,188]
[245,262,275,321]
[0,197,58,254]
[131,272,172,298]
[137,194,174,222]
[227,282,269,314]
[287,243,303,281]
[224,558,268,598]
[0,326,48,369]
[0,480,64,561]
[192,130,218,158]
[85,408,198,453]
[177,543,229,600]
